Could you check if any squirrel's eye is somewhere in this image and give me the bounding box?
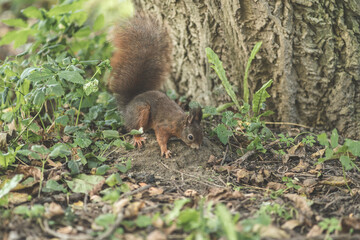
[188,134,194,141]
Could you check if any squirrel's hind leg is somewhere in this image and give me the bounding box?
[126,103,151,148]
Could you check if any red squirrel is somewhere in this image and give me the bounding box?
[108,15,203,158]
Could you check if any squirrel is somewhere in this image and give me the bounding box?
[108,15,203,158]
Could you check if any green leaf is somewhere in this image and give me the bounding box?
[96,165,110,175]
[66,174,105,194]
[116,159,131,173]
[345,139,360,157]
[68,160,80,175]
[129,128,144,135]
[103,130,120,139]
[325,148,333,160]
[55,115,69,126]
[22,6,42,19]
[330,129,339,148]
[47,83,65,97]
[165,198,190,224]
[42,180,66,193]
[58,71,85,84]
[340,155,354,171]
[2,19,27,28]
[0,174,23,199]
[74,137,92,148]
[33,90,45,106]
[83,79,99,96]
[135,215,152,228]
[95,213,116,228]
[215,124,233,145]
[317,133,329,147]
[27,70,53,82]
[105,173,122,187]
[252,79,273,117]
[49,144,71,158]
[216,204,237,240]
[93,14,105,31]
[206,47,242,111]
[244,42,262,104]
[31,145,50,155]
[48,3,81,16]
[177,208,201,231]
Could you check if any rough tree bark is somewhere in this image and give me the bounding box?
[134,0,360,139]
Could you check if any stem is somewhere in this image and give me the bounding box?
[75,95,83,126]
[10,102,44,147]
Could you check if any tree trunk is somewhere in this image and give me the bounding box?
[134,0,360,139]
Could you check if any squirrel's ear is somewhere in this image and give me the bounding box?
[188,107,202,124]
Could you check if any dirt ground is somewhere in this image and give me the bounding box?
[1,126,360,240]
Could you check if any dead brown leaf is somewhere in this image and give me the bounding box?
[207,188,244,202]
[113,198,129,214]
[236,168,253,183]
[341,216,360,233]
[311,149,325,158]
[44,202,64,219]
[285,193,314,224]
[281,219,301,230]
[15,165,42,180]
[57,226,77,234]
[148,187,164,196]
[124,201,145,218]
[306,225,323,238]
[291,159,309,172]
[267,182,286,191]
[320,176,351,186]
[0,132,8,151]
[147,230,166,240]
[184,189,198,197]
[89,179,105,197]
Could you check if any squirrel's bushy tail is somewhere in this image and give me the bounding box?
[109,15,172,106]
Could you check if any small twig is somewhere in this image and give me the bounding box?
[121,184,151,198]
[83,193,88,212]
[220,145,229,165]
[96,212,124,240]
[42,220,92,240]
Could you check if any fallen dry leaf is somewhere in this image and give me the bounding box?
[113,198,129,214]
[291,159,309,172]
[0,132,8,151]
[236,168,253,183]
[207,188,244,202]
[311,149,325,158]
[89,179,105,197]
[285,193,314,224]
[57,226,77,234]
[124,201,145,218]
[281,219,301,230]
[341,216,360,233]
[184,189,198,197]
[306,225,323,238]
[45,202,64,219]
[7,192,30,205]
[147,230,166,240]
[267,182,286,191]
[256,224,290,239]
[15,165,42,181]
[148,187,164,196]
[320,176,351,186]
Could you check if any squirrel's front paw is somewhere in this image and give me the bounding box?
[133,135,146,148]
[161,150,172,158]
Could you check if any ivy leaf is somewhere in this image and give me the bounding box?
[58,71,85,84]
[42,180,66,193]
